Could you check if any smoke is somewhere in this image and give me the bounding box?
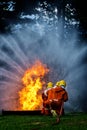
[0,4,87,112]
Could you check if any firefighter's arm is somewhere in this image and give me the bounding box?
[63,91,68,102]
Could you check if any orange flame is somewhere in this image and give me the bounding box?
[18,60,49,110]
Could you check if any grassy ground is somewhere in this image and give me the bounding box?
[0,113,87,130]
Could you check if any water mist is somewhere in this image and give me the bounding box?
[0,3,87,112]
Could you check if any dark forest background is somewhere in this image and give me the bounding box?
[0,0,87,41]
[0,0,87,112]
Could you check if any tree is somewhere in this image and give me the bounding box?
[0,0,87,40]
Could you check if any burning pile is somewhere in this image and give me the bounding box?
[18,60,49,110]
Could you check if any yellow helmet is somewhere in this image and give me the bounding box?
[47,82,53,88]
[59,80,66,87]
[56,81,60,86]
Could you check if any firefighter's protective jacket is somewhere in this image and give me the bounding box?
[52,86,68,102]
[45,86,68,103]
[44,86,68,112]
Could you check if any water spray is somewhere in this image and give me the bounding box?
[0,2,87,113]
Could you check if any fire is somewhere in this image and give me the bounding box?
[18,60,49,110]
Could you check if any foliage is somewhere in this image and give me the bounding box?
[0,0,87,41]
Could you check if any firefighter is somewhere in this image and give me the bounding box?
[51,80,68,123]
[53,81,65,116]
[44,80,68,123]
[50,81,60,117]
[41,82,53,115]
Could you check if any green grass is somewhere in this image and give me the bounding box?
[0,113,87,130]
